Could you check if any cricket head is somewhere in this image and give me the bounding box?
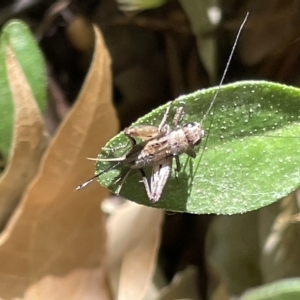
[183,122,204,146]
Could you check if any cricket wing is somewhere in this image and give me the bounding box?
[150,157,173,202]
[125,136,170,168]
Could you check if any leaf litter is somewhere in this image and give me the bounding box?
[0,25,117,299]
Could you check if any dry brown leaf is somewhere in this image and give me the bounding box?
[106,201,164,300]
[0,25,118,299]
[0,45,49,229]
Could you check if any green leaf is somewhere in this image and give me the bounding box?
[240,278,300,300]
[0,20,46,159]
[96,80,300,214]
[116,0,166,11]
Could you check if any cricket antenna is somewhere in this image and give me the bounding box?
[202,12,249,123]
[75,161,121,190]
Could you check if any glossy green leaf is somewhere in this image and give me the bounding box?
[240,278,300,300]
[0,20,46,159]
[96,81,300,214]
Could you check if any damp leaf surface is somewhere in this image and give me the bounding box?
[96,81,300,214]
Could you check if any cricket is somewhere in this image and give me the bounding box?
[76,13,249,202]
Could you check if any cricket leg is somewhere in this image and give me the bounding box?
[124,125,160,141]
[173,107,184,126]
[115,169,131,195]
[150,158,172,202]
[102,127,140,153]
[173,156,181,181]
[124,129,138,146]
[158,102,172,131]
[139,169,153,201]
[186,148,196,158]
[87,156,126,162]
[104,125,152,155]
[174,155,181,173]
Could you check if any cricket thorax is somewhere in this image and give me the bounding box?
[183,122,204,145]
[167,122,204,156]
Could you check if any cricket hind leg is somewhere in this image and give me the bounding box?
[124,129,138,146]
[124,125,160,141]
[139,169,153,202]
[102,131,137,155]
[150,159,172,202]
[140,167,171,203]
[102,125,144,155]
[138,158,174,204]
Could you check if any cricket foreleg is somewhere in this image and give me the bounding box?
[158,102,172,131]
[173,107,184,126]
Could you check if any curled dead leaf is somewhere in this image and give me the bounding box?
[0,45,49,230]
[0,25,118,299]
[106,201,164,300]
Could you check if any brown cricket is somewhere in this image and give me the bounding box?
[76,12,249,202]
[76,103,204,202]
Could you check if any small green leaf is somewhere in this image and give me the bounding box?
[0,20,46,159]
[96,81,300,214]
[116,0,166,11]
[240,278,300,300]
